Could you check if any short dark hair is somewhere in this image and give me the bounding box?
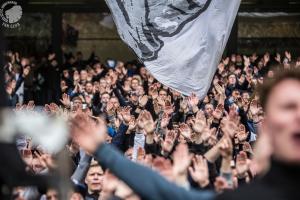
[257,68,300,111]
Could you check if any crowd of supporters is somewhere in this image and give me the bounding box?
[3,49,300,200]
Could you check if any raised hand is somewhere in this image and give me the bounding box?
[285,51,292,62]
[242,142,253,154]
[161,129,177,153]
[212,104,224,120]
[34,151,57,170]
[243,55,250,68]
[249,99,260,116]
[127,116,136,133]
[214,176,232,193]
[214,83,225,96]
[106,101,115,115]
[218,135,233,159]
[220,117,238,138]
[119,106,132,124]
[191,110,207,133]
[188,92,199,108]
[49,103,59,114]
[236,124,248,143]
[148,84,158,99]
[137,111,156,134]
[164,104,175,116]
[236,151,250,178]
[201,127,217,145]
[139,95,148,108]
[172,143,192,176]
[179,98,189,113]
[189,155,210,188]
[60,93,71,108]
[160,112,171,129]
[179,123,192,140]
[70,113,107,154]
[274,53,281,63]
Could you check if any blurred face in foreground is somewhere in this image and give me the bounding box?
[264,79,300,164]
[85,165,104,194]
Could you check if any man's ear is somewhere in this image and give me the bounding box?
[84,175,88,185]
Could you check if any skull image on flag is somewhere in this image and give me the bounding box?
[112,0,212,61]
[106,0,241,98]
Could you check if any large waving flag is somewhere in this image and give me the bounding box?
[105,0,241,98]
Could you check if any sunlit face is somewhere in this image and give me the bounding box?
[131,79,140,90]
[205,104,214,116]
[85,165,104,193]
[264,79,300,164]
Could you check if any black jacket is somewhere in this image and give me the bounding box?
[217,160,300,200]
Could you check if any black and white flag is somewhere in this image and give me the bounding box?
[105,0,241,98]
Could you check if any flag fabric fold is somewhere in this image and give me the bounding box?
[105,0,241,98]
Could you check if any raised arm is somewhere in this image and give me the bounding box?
[70,113,215,200]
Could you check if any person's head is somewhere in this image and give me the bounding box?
[137,85,145,96]
[129,91,139,103]
[158,89,168,100]
[231,89,240,100]
[100,92,110,104]
[242,91,250,104]
[72,96,83,111]
[131,77,140,90]
[109,96,120,109]
[76,51,83,60]
[80,70,88,81]
[60,80,68,90]
[32,155,45,174]
[258,68,300,164]
[94,62,102,74]
[85,163,104,194]
[63,70,70,78]
[267,70,274,78]
[69,192,84,200]
[139,66,147,78]
[45,189,58,200]
[85,82,93,94]
[99,78,107,88]
[204,103,214,117]
[228,73,236,85]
